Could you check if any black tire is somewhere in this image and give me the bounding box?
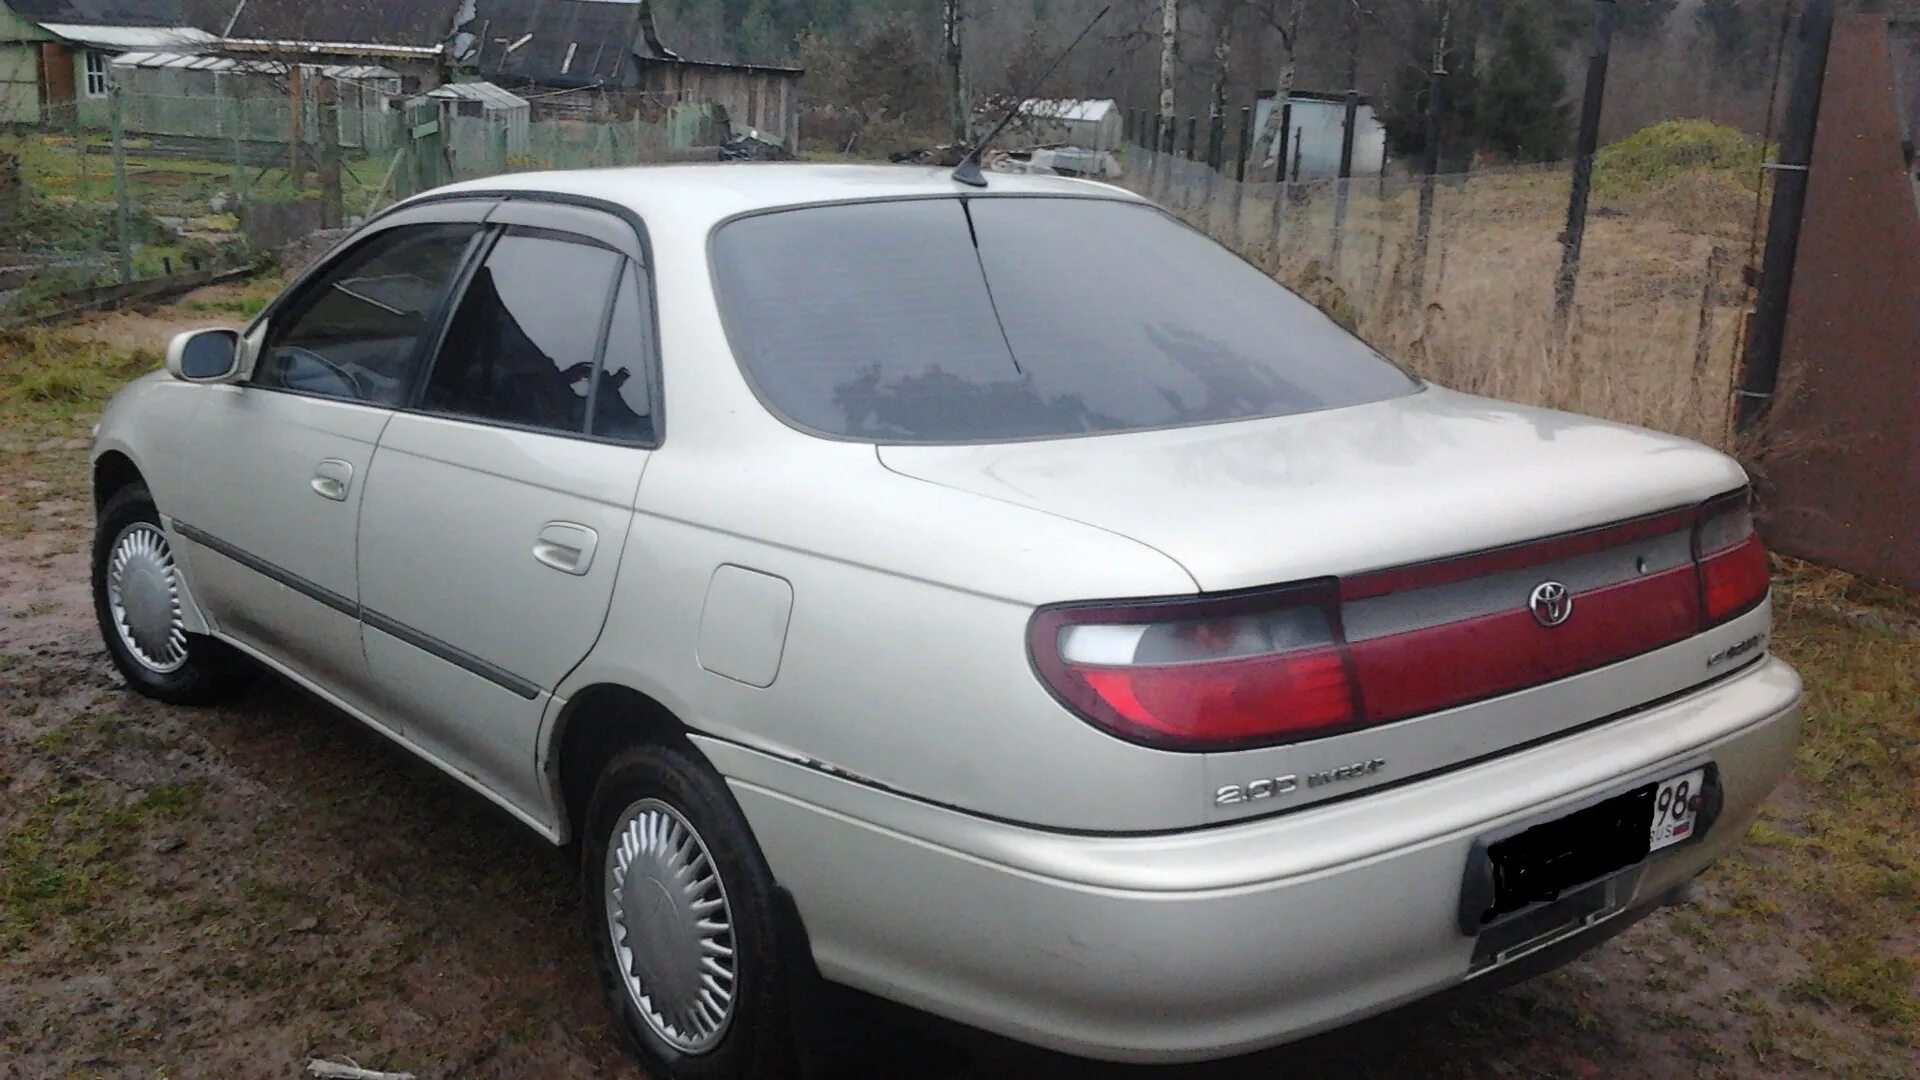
[92,484,255,706]
[583,741,797,1080]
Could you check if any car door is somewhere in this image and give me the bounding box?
[356,201,658,817]
[170,203,491,711]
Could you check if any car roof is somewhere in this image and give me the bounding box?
[427,163,1144,228]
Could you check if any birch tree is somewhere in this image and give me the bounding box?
[1248,0,1306,176]
[1158,0,1179,145]
[945,0,969,144]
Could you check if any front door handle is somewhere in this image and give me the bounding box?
[311,459,353,502]
[534,522,598,577]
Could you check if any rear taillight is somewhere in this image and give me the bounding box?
[1029,582,1361,750]
[1695,491,1770,624]
[1033,489,1770,752]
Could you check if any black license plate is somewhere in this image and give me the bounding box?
[1474,784,1654,926]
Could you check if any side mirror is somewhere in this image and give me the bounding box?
[167,328,243,384]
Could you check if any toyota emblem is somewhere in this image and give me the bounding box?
[1529,582,1574,627]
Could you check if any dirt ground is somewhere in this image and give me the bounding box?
[1,290,1916,1079]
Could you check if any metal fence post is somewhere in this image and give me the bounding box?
[1232,106,1252,248]
[1737,0,1834,432]
[110,85,131,284]
[1554,0,1619,336]
[1333,89,1359,272]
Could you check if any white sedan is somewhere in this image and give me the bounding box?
[89,164,1801,1078]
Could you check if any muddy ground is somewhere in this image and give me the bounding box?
[1,291,1915,1079]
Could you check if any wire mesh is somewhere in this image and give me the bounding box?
[0,87,716,314]
[1116,142,1763,449]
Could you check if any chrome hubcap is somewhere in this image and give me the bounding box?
[605,799,737,1054]
[106,523,187,674]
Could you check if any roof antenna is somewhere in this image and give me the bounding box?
[952,4,1111,188]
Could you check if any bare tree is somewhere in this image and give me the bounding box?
[1206,0,1235,143]
[1247,0,1306,176]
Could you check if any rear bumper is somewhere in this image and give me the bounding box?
[704,656,1803,1065]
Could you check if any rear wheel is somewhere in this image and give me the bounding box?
[583,741,796,1080]
[92,484,254,705]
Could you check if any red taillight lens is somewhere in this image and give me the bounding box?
[1029,582,1360,750]
[1034,490,1769,753]
[1695,493,1770,624]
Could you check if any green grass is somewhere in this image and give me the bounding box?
[0,330,160,427]
[1595,119,1765,197]
[0,779,204,956]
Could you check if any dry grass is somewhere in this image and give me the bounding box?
[1127,160,1763,454]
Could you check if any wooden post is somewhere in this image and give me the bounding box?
[318,77,343,228]
[287,63,304,190]
[110,86,131,283]
[1692,245,1730,413]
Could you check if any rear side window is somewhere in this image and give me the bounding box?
[424,230,623,434]
[711,198,1416,443]
[257,222,479,405]
[590,264,654,442]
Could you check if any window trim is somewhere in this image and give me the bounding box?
[704,192,1423,448]
[381,190,665,450]
[406,226,641,444]
[82,51,108,98]
[249,218,492,407]
[246,190,665,448]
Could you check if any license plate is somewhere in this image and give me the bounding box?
[1649,768,1705,852]
[1470,765,1711,928]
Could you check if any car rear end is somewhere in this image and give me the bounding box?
[723,485,1797,1062]
[699,178,1803,1062]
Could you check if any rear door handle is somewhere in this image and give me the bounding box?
[311,459,353,502]
[534,522,598,577]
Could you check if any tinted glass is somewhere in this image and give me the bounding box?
[424,231,623,435]
[257,223,478,404]
[591,263,654,442]
[712,198,1417,443]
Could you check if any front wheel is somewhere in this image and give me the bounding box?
[92,484,254,705]
[583,741,797,1080]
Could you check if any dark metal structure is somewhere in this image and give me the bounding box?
[1759,13,1920,592]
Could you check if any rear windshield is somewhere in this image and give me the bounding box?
[710,196,1417,444]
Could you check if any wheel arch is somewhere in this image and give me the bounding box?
[92,449,147,511]
[549,682,701,845]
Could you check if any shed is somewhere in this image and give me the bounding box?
[1253,91,1387,180]
[411,79,529,157]
[111,50,403,147]
[466,0,801,149]
[217,0,454,87]
[0,0,212,126]
[1007,98,1122,150]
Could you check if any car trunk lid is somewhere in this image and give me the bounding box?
[881,388,1771,820]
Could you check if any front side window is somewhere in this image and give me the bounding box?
[256,222,480,405]
[711,197,1417,443]
[422,230,623,435]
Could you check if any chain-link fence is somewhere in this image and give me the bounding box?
[1,86,716,316]
[1116,142,1763,450]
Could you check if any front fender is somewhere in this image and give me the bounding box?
[91,372,215,636]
